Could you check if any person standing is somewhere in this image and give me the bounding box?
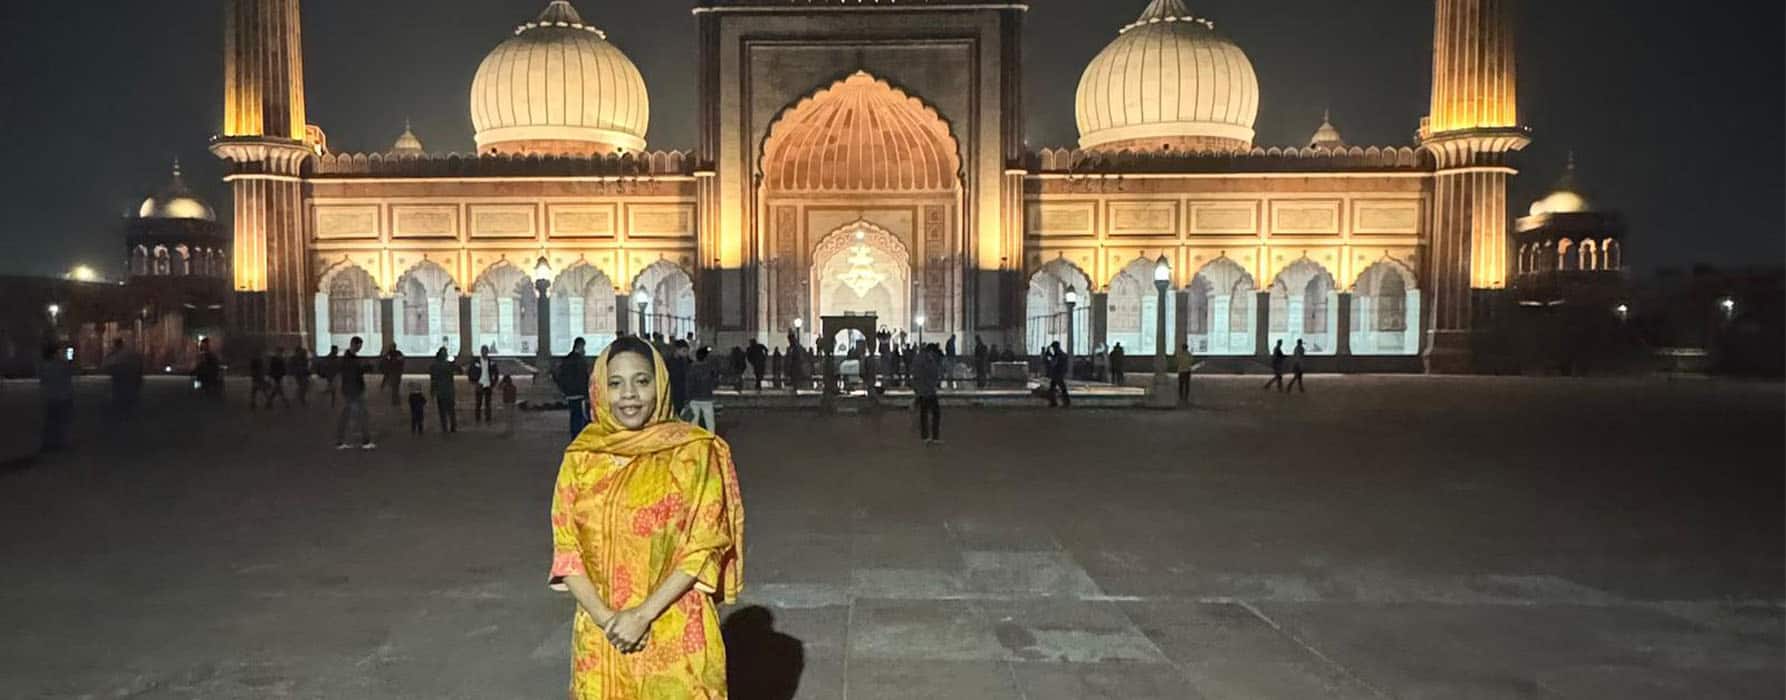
[381,346,406,406]
[686,346,719,431]
[944,335,958,388]
[1109,343,1127,386]
[911,343,943,445]
[1174,342,1196,406]
[194,338,223,400]
[430,348,459,434]
[290,347,312,407]
[973,336,990,389]
[770,347,783,390]
[469,346,498,424]
[1264,340,1288,392]
[265,348,290,409]
[407,382,427,435]
[1045,341,1071,408]
[557,338,591,436]
[100,338,143,417]
[1287,340,1308,394]
[547,338,745,699]
[317,346,339,407]
[37,342,75,452]
[667,340,691,417]
[728,346,747,392]
[499,375,518,438]
[335,337,375,450]
[1092,343,1109,383]
[248,354,269,410]
[746,340,768,392]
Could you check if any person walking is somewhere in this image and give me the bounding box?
[469,346,498,424]
[1264,340,1288,392]
[557,338,592,436]
[290,347,312,407]
[265,348,291,409]
[1287,339,1308,394]
[318,346,339,407]
[1109,342,1127,386]
[686,346,719,431]
[1045,341,1071,408]
[1174,342,1196,406]
[429,348,459,434]
[335,337,375,450]
[381,346,406,406]
[911,343,943,445]
[728,346,747,392]
[194,338,223,400]
[100,338,143,417]
[37,342,75,452]
[407,382,427,435]
[547,337,746,700]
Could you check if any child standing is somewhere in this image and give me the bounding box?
[407,382,427,435]
[499,375,518,437]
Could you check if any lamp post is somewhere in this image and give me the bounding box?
[1063,285,1079,360]
[532,258,552,367]
[633,287,651,338]
[1148,255,1175,408]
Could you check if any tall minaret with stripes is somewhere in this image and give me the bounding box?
[1420,0,1530,373]
[210,0,314,353]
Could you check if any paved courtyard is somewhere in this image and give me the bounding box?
[0,375,1781,699]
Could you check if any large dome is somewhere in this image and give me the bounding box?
[1529,155,1592,217]
[137,161,215,222]
[1076,0,1260,153]
[470,1,649,156]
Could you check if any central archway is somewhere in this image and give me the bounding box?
[758,70,964,340]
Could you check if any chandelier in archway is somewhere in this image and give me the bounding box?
[836,242,886,297]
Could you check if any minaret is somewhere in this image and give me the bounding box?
[1420,0,1530,373]
[210,0,314,353]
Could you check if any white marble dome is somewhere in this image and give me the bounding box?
[1076,0,1260,152]
[1530,156,1592,216]
[470,1,649,156]
[137,162,215,222]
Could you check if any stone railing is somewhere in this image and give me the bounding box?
[309,150,697,178]
[1027,145,1429,174]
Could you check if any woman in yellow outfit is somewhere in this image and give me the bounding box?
[549,336,745,699]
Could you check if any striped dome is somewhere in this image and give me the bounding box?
[1076,0,1260,152]
[469,1,649,156]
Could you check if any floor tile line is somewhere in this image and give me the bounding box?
[1232,598,1392,700]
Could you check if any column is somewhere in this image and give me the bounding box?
[1336,292,1353,367]
[1254,291,1271,359]
[458,295,474,359]
[378,298,396,352]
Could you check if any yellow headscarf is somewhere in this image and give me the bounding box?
[565,341,745,602]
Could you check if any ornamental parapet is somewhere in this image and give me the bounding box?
[1028,145,1429,175]
[308,150,696,178]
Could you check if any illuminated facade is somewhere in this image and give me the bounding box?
[211,0,1530,372]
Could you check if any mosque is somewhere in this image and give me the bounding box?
[201,0,1581,373]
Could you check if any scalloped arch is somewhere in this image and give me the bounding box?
[760,71,962,193]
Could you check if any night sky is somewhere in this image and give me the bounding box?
[0,0,1779,279]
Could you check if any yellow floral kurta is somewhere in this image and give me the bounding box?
[550,344,744,699]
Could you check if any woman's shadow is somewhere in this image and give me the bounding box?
[723,606,806,700]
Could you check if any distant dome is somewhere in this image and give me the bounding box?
[391,121,425,154]
[137,161,215,222]
[470,1,649,156]
[1529,154,1592,216]
[1309,111,1345,149]
[1076,0,1260,153]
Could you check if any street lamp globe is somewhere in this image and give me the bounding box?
[47,303,61,320]
[532,257,552,295]
[632,287,652,309]
[1153,255,1171,288]
[1064,285,1079,307]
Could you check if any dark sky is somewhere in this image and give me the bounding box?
[1,0,1779,279]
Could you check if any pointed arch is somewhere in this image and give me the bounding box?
[313,262,382,354]
[1187,257,1257,355]
[551,263,618,354]
[1025,257,1093,355]
[393,260,461,355]
[1351,260,1420,356]
[1106,257,1175,356]
[470,261,531,355]
[1266,259,1337,355]
[759,71,962,192]
[632,259,697,340]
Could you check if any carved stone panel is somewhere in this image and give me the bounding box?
[393,205,458,239]
[313,205,379,240]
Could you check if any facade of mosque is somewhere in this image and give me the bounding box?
[210,0,1544,372]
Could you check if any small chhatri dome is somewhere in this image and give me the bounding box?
[1529,153,1592,216]
[470,0,649,156]
[1308,110,1346,149]
[137,160,216,222]
[1076,0,1261,153]
[391,120,425,154]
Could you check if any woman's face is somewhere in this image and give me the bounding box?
[605,352,657,430]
